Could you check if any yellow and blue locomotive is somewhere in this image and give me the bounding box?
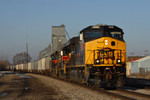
[51,24,126,88]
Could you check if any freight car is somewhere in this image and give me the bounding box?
[51,24,126,88]
[9,24,126,88]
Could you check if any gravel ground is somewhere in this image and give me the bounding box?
[1,72,150,100]
[134,89,150,95]
[0,73,121,100]
[0,73,69,100]
[27,74,118,100]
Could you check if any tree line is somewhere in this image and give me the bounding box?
[0,52,31,71]
[0,60,10,71]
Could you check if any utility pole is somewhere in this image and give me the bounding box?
[26,33,28,70]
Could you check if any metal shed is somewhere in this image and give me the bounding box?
[130,56,150,75]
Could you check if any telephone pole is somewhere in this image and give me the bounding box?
[25,23,29,71]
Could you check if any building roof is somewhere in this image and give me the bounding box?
[128,56,144,62]
[133,56,150,63]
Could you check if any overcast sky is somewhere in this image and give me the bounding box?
[0,0,150,62]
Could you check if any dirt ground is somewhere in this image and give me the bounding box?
[0,73,69,100]
[0,73,118,100]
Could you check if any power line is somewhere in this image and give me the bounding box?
[65,30,70,40]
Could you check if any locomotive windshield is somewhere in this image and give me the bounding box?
[85,32,102,38]
[80,25,124,42]
[83,30,103,42]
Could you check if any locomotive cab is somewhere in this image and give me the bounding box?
[80,24,124,43]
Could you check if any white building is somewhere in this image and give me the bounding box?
[128,56,150,75]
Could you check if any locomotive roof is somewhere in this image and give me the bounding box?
[66,36,79,46]
[80,24,123,34]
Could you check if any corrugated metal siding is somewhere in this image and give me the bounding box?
[38,60,42,70]
[140,59,150,68]
[45,57,50,69]
[18,64,20,70]
[18,64,22,70]
[41,58,46,70]
[139,68,146,75]
[21,64,23,70]
[52,25,66,53]
[130,56,150,75]
[34,61,38,70]
[16,65,19,70]
[14,65,16,70]
[28,63,31,72]
[131,62,139,74]
[31,62,34,70]
[10,66,13,70]
[39,45,51,59]
[139,59,150,75]
[23,64,27,70]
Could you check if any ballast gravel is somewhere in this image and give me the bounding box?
[28,74,119,100]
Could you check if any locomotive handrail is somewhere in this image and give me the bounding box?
[85,50,93,64]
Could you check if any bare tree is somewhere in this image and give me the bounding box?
[13,52,31,64]
[0,60,10,70]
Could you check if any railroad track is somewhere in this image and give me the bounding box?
[59,77,150,100]
[28,73,150,100]
[48,75,135,100]
[91,88,135,100]
[108,89,150,100]
[125,78,150,89]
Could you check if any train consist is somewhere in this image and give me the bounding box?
[9,24,126,88]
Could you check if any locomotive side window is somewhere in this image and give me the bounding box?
[111,32,122,40]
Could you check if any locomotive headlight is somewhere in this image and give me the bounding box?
[96,60,99,63]
[105,40,108,42]
[96,59,100,64]
[105,42,108,45]
[117,59,121,63]
[105,40,108,45]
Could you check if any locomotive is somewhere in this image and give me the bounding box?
[51,24,126,88]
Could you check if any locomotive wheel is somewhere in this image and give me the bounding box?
[104,72,113,88]
[105,72,112,82]
[66,70,71,79]
[116,77,124,88]
[95,76,101,88]
[76,69,84,82]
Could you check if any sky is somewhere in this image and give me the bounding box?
[0,0,150,63]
